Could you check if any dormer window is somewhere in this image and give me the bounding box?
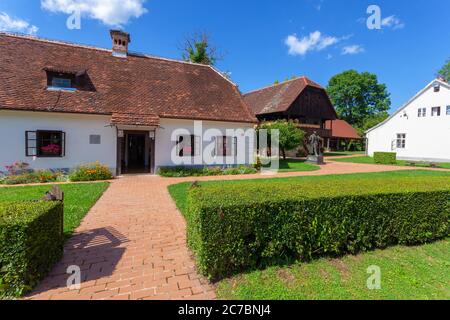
[44,67,87,92]
[51,76,72,89]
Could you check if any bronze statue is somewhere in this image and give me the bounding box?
[308,131,323,157]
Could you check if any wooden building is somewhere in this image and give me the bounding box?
[243,77,338,140]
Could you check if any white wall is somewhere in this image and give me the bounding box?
[367,81,450,162]
[0,111,256,174]
[0,110,117,172]
[155,118,256,169]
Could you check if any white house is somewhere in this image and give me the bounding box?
[366,78,450,162]
[0,31,257,175]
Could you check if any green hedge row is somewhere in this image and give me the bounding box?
[159,166,257,177]
[186,176,450,280]
[374,152,397,164]
[0,201,64,298]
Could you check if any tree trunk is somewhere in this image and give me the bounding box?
[281,148,286,160]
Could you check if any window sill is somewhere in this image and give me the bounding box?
[47,86,77,93]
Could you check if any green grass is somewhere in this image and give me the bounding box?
[264,159,320,172]
[168,170,450,300]
[0,182,109,236]
[333,156,450,169]
[216,238,450,300]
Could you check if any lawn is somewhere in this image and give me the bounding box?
[264,158,320,172]
[0,182,109,236]
[216,238,450,300]
[168,170,450,300]
[333,156,450,169]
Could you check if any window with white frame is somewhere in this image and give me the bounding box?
[431,107,441,117]
[215,136,237,157]
[446,106,450,115]
[176,135,201,157]
[417,108,426,117]
[396,134,406,149]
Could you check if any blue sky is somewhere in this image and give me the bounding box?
[0,0,449,113]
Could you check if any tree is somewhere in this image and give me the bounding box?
[258,120,305,159]
[326,70,391,128]
[181,32,222,66]
[361,111,390,132]
[437,58,450,82]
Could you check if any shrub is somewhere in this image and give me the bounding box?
[69,162,113,182]
[158,166,257,177]
[0,201,64,298]
[186,176,450,280]
[374,152,397,164]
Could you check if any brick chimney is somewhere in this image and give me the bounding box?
[110,30,131,57]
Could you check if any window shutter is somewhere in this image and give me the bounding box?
[224,136,233,156]
[216,136,223,157]
[61,132,66,157]
[176,136,183,157]
[25,131,37,156]
[194,136,201,157]
[232,137,238,157]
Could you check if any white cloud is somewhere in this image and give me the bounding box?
[342,45,365,55]
[285,31,340,56]
[0,12,38,34]
[381,15,405,30]
[41,0,147,27]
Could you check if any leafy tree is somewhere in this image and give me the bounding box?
[181,32,222,66]
[437,58,450,82]
[361,111,390,132]
[327,70,391,128]
[258,120,305,159]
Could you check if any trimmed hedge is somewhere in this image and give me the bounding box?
[0,201,64,298]
[374,152,397,164]
[159,166,257,177]
[186,176,450,280]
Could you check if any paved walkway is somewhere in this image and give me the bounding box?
[27,161,432,300]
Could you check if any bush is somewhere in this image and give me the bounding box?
[0,201,64,298]
[186,176,450,280]
[69,162,113,182]
[158,166,257,177]
[374,152,397,164]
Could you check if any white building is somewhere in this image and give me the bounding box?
[0,31,257,175]
[366,78,450,162]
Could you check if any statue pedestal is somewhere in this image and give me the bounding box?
[306,155,325,165]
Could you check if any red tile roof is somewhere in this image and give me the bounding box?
[0,32,257,125]
[325,120,361,139]
[243,77,324,115]
[111,113,160,127]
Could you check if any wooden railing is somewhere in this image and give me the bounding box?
[299,126,332,138]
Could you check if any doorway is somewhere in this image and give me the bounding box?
[127,133,146,172]
[119,131,155,175]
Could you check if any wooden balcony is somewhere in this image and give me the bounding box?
[299,126,332,138]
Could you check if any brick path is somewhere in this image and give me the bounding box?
[27,161,431,300]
